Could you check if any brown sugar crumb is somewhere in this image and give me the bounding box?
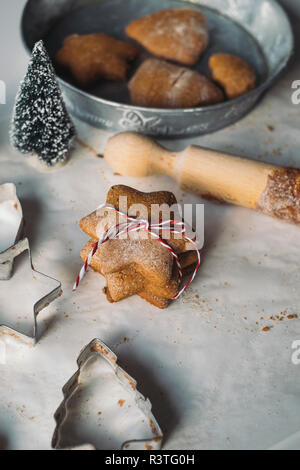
[91,344,116,363]
[287,314,298,320]
[149,419,157,435]
[124,373,136,390]
[118,399,125,407]
[145,443,153,450]
[116,337,130,346]
[262,311,298,325]
[262,326,273,332]
[2,330,20,340]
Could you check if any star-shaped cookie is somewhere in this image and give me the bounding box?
[55,33,140,87]
[79,185,192,286]
[79,185,195,308]
[81,239,198,308]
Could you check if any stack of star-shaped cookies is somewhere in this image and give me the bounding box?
[79,185,198,308]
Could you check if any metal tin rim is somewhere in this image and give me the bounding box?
[20,0,294,116]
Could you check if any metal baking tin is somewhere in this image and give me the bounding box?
[0,183,24,280]
[21,0,294,137]
[0,238,62,346]
[52,338,163,450]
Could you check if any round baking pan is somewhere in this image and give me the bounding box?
[21,0,294,137]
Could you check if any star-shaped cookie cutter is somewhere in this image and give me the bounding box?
[52,338,163,450]
[0,238,62,346]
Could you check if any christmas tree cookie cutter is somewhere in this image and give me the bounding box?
[52,339,163,450]
[0,183,24,280]
[0,237,62,346]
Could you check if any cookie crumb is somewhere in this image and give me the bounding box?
[262,326,272,332]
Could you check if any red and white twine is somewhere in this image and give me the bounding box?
[73,204,201,299]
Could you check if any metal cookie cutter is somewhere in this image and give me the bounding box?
[0,183,24,280]
[0,238,62,346]
[52,339,163,450]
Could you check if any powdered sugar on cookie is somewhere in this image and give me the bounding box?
[126,8,209,66]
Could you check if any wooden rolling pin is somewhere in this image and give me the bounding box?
[104,132,300,225]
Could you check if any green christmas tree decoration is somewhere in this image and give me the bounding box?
[10,40,76,166]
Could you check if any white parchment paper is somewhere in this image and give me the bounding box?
[0,0,300,450]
